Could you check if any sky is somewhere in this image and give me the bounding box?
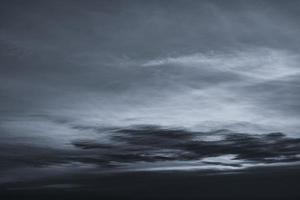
[1,0,300,186]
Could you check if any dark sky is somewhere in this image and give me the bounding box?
[1,0,300,188]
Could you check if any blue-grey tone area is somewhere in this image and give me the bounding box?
[1,1,300,199]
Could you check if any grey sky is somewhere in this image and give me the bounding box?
[1,0,300,179]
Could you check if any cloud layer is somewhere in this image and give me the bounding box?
[1,0,300,187]
[1,125,300,178]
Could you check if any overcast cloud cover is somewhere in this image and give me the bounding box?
[1,0,300,186]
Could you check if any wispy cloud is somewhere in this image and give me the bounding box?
[142,48,300,81]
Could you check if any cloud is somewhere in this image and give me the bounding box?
[70,125,300,169]
[142,48,300,80]
[1,0,300,188]
[1,124,300,177]
[1,0,300,134]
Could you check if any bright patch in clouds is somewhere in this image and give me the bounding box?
[143,48,300,81]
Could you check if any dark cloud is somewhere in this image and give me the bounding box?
[2,125,300,175]
[71,126,300,165]
[5,124,299,173]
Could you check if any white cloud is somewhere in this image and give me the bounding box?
[142,48,300,81]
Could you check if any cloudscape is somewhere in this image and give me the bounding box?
[1,0,300,199]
